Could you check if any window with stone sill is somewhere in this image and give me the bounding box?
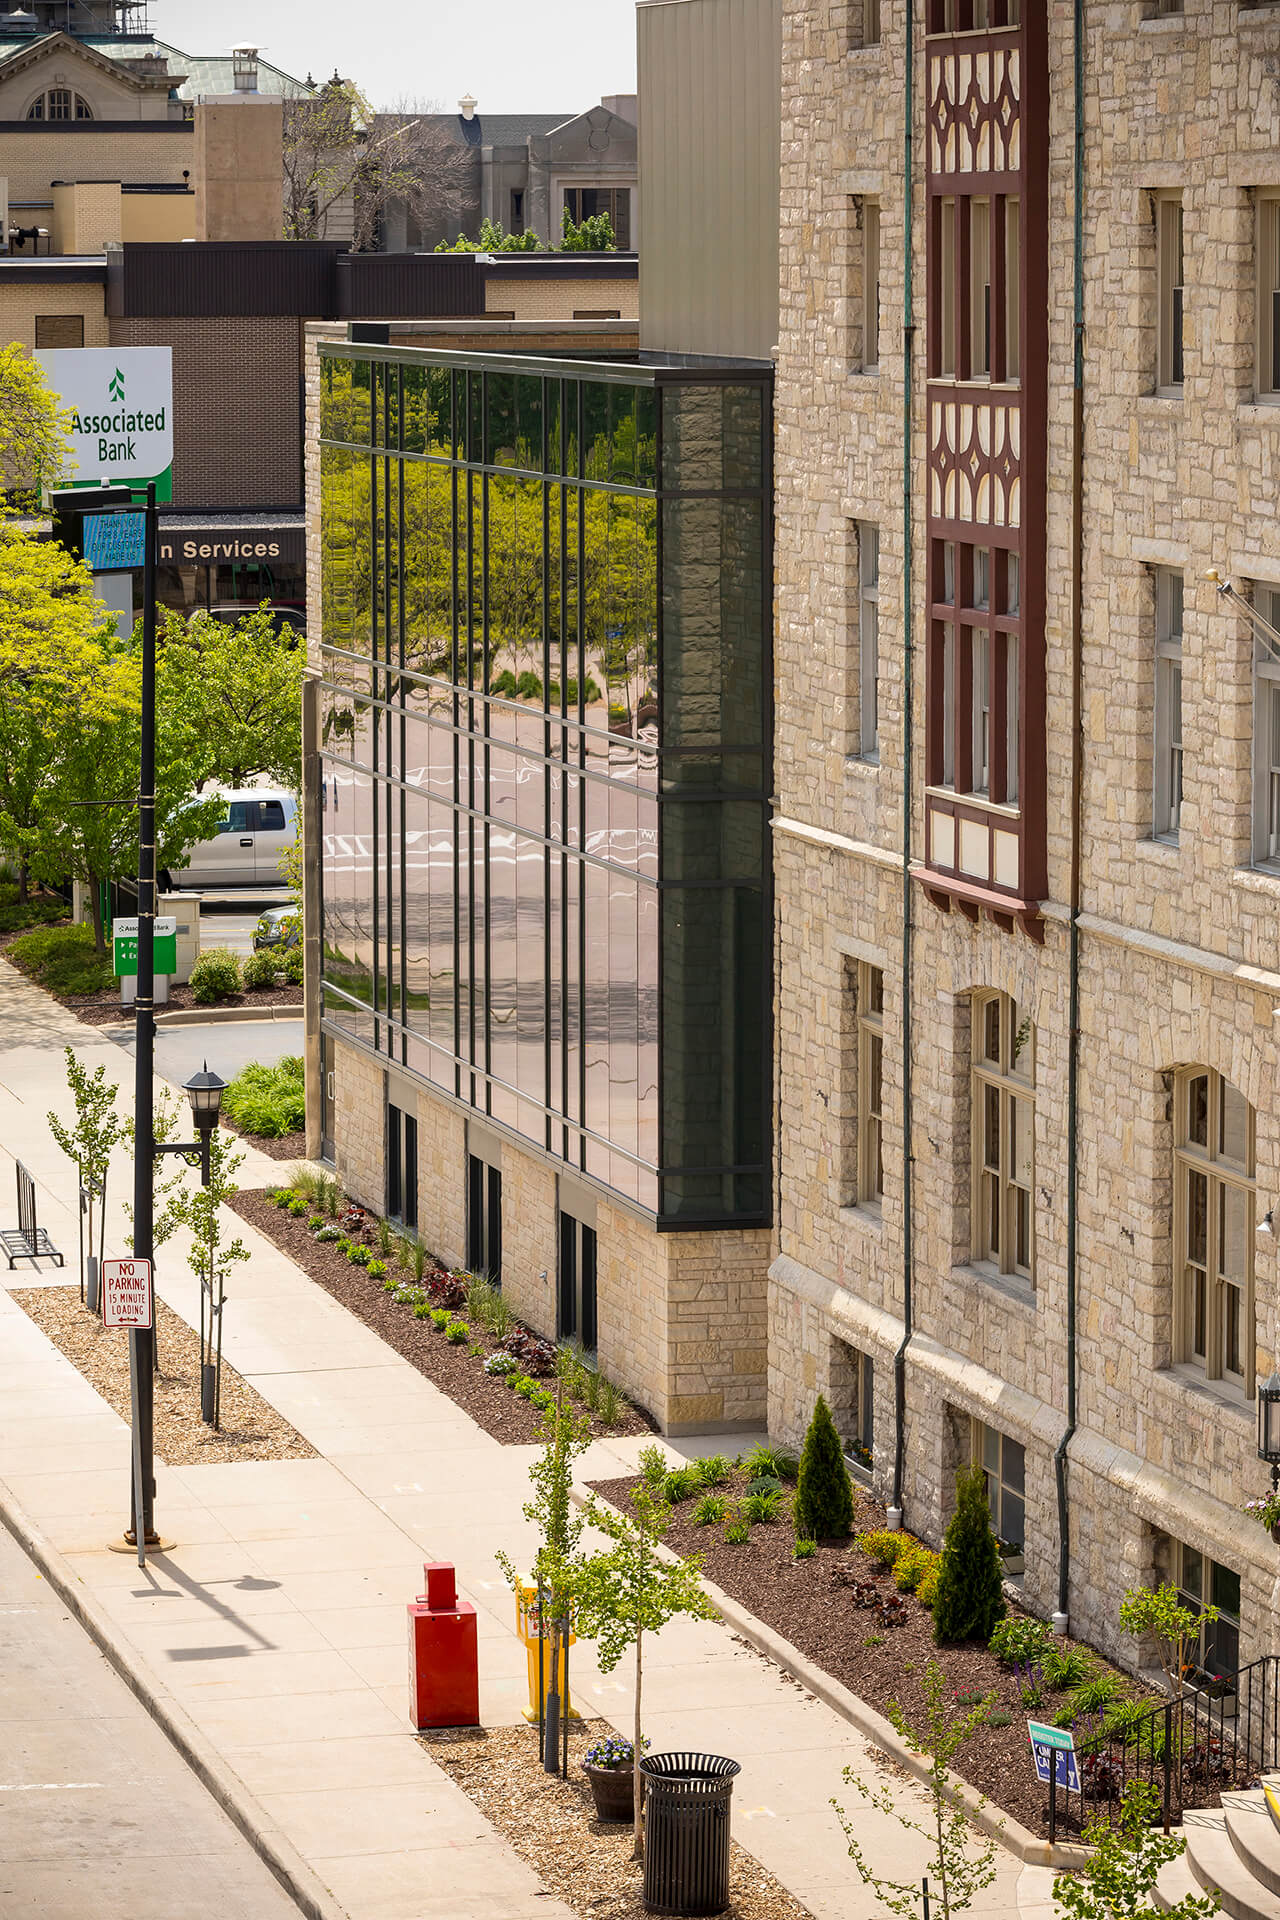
[832,1338,875,1471]
[1153,567,1184,842]
[841,959,885,1212]
[858,522,880,760]
[1154,1533,1241,1682]
[1173,1066,1255,1400]
[1250,583,1280,869]
[1155,192,1185,393]
[1257,195,1280,401]
[848,198,880,373]
[971,989,1034,1281]
[971,1417,1025,1553]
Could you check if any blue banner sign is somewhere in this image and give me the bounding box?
[83,510,146,574]
[1027,1720,1081,1792]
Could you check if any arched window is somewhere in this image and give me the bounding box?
[27,91,94,121]
[972,989,1034,1280]
[1174,1067,1256,1396]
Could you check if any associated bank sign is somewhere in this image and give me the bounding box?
[36,346,174,501]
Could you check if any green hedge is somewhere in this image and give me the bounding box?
[222,1055,305,1138]
[9,923,113,995]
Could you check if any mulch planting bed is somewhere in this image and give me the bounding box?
[13,1284,314,1467]
[220,1119,307,1163]
[68,984,302,1029]
[423,1718,812,1920]
[591,1465,1159,1841]
[231,1187,655,1446]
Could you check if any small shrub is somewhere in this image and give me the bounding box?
[242,949,280,990]
[484,1350,519,1376]
[793,1395,854,1541]
[1041,1642,1093,1690]
[281,945,304,987]
[367,1258,386,1279]
[581,1366,603,1415]
[9,923,114,996]
[743,1488,785,1524]
[987,1710,1013,1729]
[1067,1670,1124,1718]
[724,1516,752,1544]
[893,1545,936,1594]
[662,1468,698,1505]
[307,1214,324,1229]
[932,1463,1006,1646]
[695,1454,732,1487]
[741,1443,799,1483]
[429,1307,451,1329]
[375,1218,393,1255]
[746,1475,785,1499]
[531,1387,554,1411]
[794,1538,817,1560]
[287,1196,307,1217]
[347,1244,370,1267]
[692,1494,728,1527]
[382,1275,398,1292]
[392,1284,415,1304]
[222,1057,305,1138]
[1104,1699,1149,1744]
[315,1224,341,1242]
[917,1561,940,1610]
[445,1319,470,1344]
[596,1377,626,1428]
[413,1301,430,1319]
[189,946,242,1004]
[990,1616,1055,1667]
[514,1375,537,1398]
[857,1528,907,1568]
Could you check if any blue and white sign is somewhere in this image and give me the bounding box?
[82,510,146,574]
[1027,1720,1081,1792]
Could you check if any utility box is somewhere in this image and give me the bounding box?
[407,1562,479,1731]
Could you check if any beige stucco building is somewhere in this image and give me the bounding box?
[771,0,1280,1674]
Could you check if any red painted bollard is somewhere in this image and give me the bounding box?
[407,1561,479,1730]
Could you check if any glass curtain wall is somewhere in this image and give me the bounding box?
[317,345,770,1226]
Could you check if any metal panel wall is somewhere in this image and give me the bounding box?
[637,0,781,363]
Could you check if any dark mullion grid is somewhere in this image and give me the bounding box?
[991,192,1008,383]
[449,371,463,1103]
[990,548,1008,805]
[557,389,573,1158]
[481,373,493,1117]
[369,441,382,1053]
[397,439,408,1060]
[654,384,666,1221]
[957,197,972,382]
[954,546,974,793]
[575,379,587,1172]
[541,376,554,1157]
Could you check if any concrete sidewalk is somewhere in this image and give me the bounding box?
[0,959,1049,1920]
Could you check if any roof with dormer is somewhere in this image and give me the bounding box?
[0,27,179,90]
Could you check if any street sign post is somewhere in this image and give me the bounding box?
[101,1257,154,1330]
[1028,1720,1079,1845]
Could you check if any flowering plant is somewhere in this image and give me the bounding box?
[583,1734,649,1772]
[484,1351,519,1376]
[1243,1490,1280,1533]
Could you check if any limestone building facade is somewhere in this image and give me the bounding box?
[772,0,1280,1674]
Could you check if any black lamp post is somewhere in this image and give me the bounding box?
[1258,1370,1280,1494]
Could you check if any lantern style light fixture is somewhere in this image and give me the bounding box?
[1257,1370,1280,1490]
[183,1063,227,1136]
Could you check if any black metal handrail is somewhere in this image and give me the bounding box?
[1043,1653,1280,1843]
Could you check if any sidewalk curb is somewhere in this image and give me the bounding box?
[0,1484,351,1920]
[571,1486,1090,1874]
[156,1004,304,1028]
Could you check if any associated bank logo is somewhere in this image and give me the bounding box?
[108,367,125,403]
[35,344,173,489]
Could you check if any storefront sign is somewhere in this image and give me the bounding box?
[36,347,173,501]
[157,524,306,568]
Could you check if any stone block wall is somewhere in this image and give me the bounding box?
[771,0,1280,1669]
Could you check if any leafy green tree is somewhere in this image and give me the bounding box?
[793,1394,855,1540]
[1052,1783,1218,1920]
[1118,1583,1218,1696]
[434,216,543,253]
[282,79,469,250]
[165,1126,249,1429]
[577,1447,719,1853]
[560,206,617,252]
[932,1464,1007,1646]
[46,1047,122,1299]
[153,605,304,790]
[0,344,71,503]
[834,1658,998,1920]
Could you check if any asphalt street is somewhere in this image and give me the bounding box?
[0,1522,300,1920]
[198,892,291,958]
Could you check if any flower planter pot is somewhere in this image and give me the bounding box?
[1270,1521,1280,1546]
[1000,1552,1025,1577]
[583,1761,636,1823]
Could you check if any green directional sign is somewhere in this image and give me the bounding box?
[113,917,177,978]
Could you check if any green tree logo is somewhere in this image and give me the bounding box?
[108,368,125,402]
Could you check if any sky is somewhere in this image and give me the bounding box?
[154,0,638,114]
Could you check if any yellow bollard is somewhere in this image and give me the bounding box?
[514,1574,580,1723]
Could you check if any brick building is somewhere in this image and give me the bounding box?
[771,0,1280,1671]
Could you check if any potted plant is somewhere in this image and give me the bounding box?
[998,1538,1025,1577]
[581,1733,649,1822]
[1242,1489,1280,1544]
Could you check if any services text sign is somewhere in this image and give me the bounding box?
[102,1257,153,1330]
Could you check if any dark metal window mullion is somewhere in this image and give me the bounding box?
[576,379,587,1170]
[481,389,493,1114]
[541,376,554,1155]
[654,384,666,1219]
[369,446,381,1054]
[398,442,408,1058]
[450,379,463,1102]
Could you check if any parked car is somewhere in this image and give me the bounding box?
[168,788,297,889]
[253,905,301,952]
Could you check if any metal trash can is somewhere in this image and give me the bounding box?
[639,1751,741,1916]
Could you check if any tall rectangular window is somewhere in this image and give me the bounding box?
[1156,193,1185,391]
[1153,568,1184,842]
[557,1210,598,1354]
[1258,195,1280,400]
[467,1150,502,1285]
[856,962,884,1208]
[1174,1068,1255,1397]
[387,1101,418,1228]
[972,1418,1025,1552]
[1253,584,1280,866]
[1169,1539,1241,1681]
[859,523,880,758]
[861,0,881,43]
[863,201,881,371]
[972,990,1034,1280]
